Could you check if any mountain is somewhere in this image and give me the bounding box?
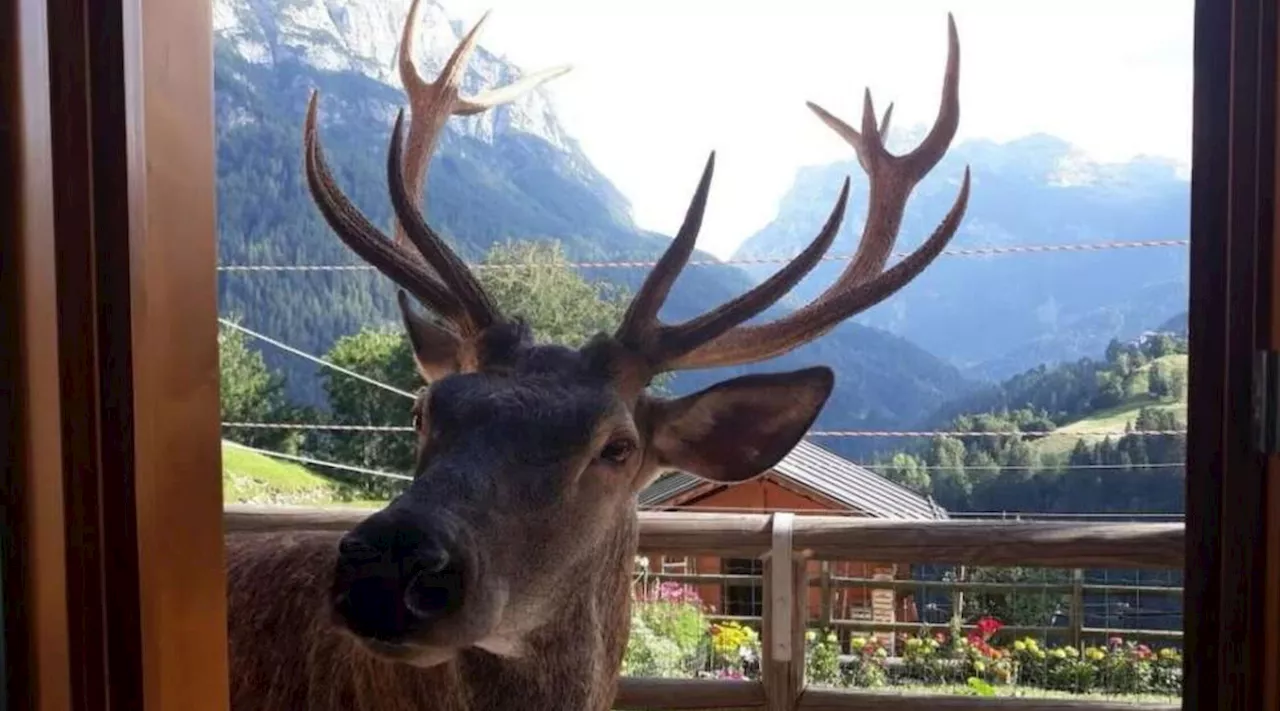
[211,0,975,456]
[733,132,1191,382]
[1154,311,1188,337]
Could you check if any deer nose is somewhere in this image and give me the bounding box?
[403,546,465,619]
[331,523,467,641]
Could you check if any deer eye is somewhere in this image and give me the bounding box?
[599,438,636,465]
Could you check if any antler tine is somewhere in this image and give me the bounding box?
[669,169,970,369]
[387,107,499,335]
[614,154,852,376]
[653,178,850,359]
[614,153,717,354]
[806,13,960,285]
[395,0,572,249]
[659,13,970,371]
[302,91,468,325]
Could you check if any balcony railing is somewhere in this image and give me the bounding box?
[224,506,1184,710]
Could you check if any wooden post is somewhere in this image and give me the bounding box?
[1070,568,1085,649]
[951,565,967,628]
[762,513,806,711]
[819,561,833,628]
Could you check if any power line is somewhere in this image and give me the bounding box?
[221,439,411,481]
[219,421,1187,438]
[220,318,416,400]
[216,239,1190,273]
[805,429,1186,438]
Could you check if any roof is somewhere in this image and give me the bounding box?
[639,439,948,520]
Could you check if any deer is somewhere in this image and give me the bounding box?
[223,0,969,708]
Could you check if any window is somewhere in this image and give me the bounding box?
[721,558,764,618]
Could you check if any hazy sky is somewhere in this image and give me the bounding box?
[440,0,1193,258]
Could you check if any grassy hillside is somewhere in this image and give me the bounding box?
[1034,354,1186,460]
[221,441,382,507]
[879,336,1188,513]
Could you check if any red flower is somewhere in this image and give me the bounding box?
[975,616,1004,641]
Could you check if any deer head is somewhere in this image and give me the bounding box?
[302,0,968,669]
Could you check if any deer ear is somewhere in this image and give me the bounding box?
[398,290,462,382]
[648,367,834,483]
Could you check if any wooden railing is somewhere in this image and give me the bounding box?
[224,506,1185,711]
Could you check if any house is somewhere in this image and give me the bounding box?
[637,439,948,651]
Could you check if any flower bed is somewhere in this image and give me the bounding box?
[622,578,1182,700]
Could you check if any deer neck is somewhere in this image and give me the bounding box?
[457,507,639,710]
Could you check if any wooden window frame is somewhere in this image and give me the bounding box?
[5,0,227,708]
[1185,0,1280,709]
[1,0,1277,709]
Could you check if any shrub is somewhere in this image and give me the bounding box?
[709,621,760,677]
[841,635,889,688]
[624,580,709,677]
[804,628,841,685]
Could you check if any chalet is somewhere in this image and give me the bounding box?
[637,439,947,651]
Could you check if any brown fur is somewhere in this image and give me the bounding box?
[226,515,636,711]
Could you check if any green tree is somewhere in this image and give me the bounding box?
[477,240,630,348]
[882,452,931,495]
[1147,362,1172,399]
[1091,371,1125,409]
[315,326,422,498]
[928,436,971,509]
[218,317,306,453]
[1167,367,1187,401]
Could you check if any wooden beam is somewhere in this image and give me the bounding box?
[5,0,73,707]
[1267,0,1280,705]
[797,688,1177,711]
[611,679,1178,711]
[223,506,1185,569]
[613,677,764,709]
[142,0,224,693]
[127,0,228,706]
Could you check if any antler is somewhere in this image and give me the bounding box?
[613,154,851,371]
[616,14,970,374]
[303,5,569,347]
[395,0,571,249]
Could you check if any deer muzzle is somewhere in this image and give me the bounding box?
[330,506,498,659]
